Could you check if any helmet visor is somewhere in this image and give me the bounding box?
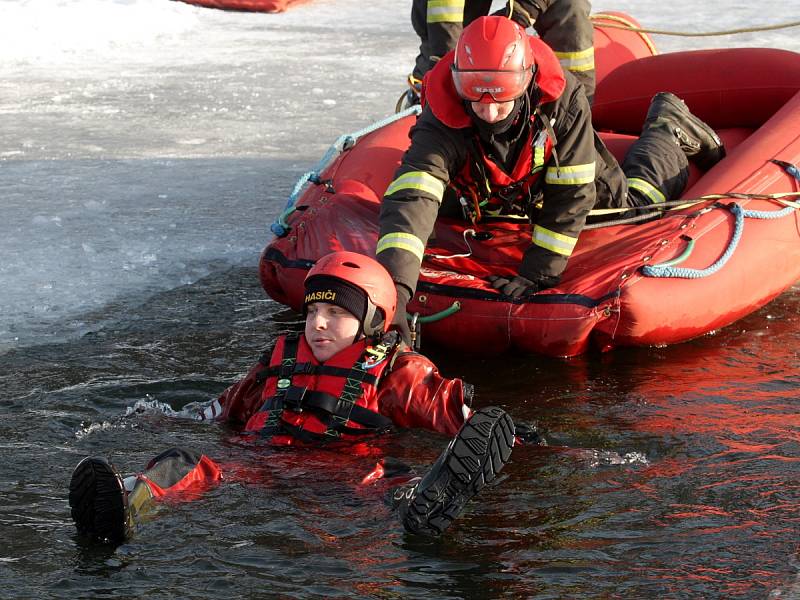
[451,67,533,103]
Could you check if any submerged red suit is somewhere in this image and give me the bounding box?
[128,333,471,501]
[203,332,470,440]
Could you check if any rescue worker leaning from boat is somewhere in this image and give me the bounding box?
[68,251,523,543]
[403,0,596,108]
[378,16,726,343]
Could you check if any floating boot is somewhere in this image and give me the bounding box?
[643,92,726,171]
[69,457,132,544]
[392,406,515,535]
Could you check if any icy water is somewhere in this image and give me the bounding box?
[1,0,799,598]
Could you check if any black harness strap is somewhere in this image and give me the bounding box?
[256,362,379,385]
[258,335,300,437]
[257,333,400,442]
[281,389,394,433]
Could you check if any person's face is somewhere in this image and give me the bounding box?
[470,99,516,124]
[304,302,362,362]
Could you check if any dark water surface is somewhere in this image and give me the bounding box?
[1,266,798,599]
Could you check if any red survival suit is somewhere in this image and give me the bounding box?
[126,333,472,502]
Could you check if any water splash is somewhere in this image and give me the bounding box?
[74,419,120,440]
[574,448,650,468]
[123,396,182,418]
[75,394,201,439]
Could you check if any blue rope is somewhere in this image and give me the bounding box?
[642,203,797,278]
[270,105,422,237]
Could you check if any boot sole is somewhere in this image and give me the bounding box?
[402,406,515,535]
[654,92,725,170]
[68,457,129,543]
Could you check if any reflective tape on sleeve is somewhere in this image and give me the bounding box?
[427,0,465,23]
[554,47,595,73]
[627,177,666,205]
[376,232,426,263]
[532,224,578,256]
[545,162,595,186]
[384,171,446,202]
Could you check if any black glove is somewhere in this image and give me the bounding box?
[391,284,413,346]
[487,274,541,299]
[487,267,560,299]
[514,420,546,446]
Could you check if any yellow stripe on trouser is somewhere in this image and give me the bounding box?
[427,0,465,23]
[376,232,426,263]
[384,171,446,201]
[545,162,595,186]
[554,47,595,73]
[627,177,666,205]
[532,225,578,257]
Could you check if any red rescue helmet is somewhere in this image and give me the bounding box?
[303,251,397,337]
[452,16,535,103]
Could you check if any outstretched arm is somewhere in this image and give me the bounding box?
[376,350,472,437]
[196,348,275,426]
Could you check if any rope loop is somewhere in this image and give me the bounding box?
[642,202,799,279]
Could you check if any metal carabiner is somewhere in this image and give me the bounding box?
[409,312,421,351]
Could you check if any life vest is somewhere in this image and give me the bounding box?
[452,120,554,218]
[422,36,566,220]
[243,333,400,443]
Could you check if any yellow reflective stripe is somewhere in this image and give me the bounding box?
[531,130,547,174]
[532,225,578,256]
[627,177,666,205]
[384,171,446,201]
[545,162,595,186]
[376,232,426,262]
[554,47,595,72]
[427,0,465,23]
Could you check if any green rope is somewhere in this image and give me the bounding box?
[407,301,461,324]
[650,238,696,268]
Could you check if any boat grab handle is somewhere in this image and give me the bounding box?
[641,202,797,279]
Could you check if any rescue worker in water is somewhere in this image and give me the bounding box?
[68,251,520,543]
[378,16,726,342]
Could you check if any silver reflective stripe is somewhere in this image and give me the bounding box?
[376,232,426,262]
[384,171,446,201]
[545,162,595,186]
[532,224,578,256]
[554,47,595,72]
[628,177,666,205]
[532,129,548,173]
[427,0,465,23]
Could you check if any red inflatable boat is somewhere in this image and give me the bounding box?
[176,0,309,12]
[260,13,800,357]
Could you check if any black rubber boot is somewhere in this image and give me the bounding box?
[643,92,726,171]
[68,457,131,543]
[393,406,515,536]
